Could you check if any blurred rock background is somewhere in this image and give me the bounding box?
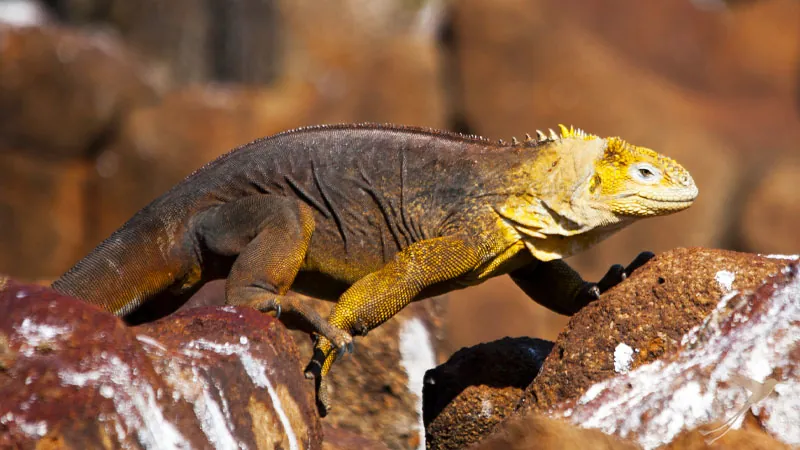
[0,0,797,350]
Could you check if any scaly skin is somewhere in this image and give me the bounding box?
[51,123,698,416]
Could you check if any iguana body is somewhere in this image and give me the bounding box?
[52,123,698,415]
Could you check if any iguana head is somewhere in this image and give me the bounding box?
[494,125,698,261]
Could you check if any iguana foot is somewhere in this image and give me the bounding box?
[577,251,656,303]
[246,295,355,354]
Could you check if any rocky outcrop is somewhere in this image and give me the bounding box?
[523,248,791,411]
[0,24,164,158]
[422,337,553,450]
[739,157,800,254]
[423,249,799,449]
[0,277,321,449]
[552,260,800,449]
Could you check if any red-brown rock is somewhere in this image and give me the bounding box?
[321,424,391,450]
[0,24,164,158]
[0,150,89,279]
[661,427,793,450]
[469,412,791,450]
[468,414,638,450]
[550,261,800,448]
[522,248,791,412]
[738,157,800,254]
[0,277,321,449]
[422,337,553,450]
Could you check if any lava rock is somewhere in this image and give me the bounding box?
[423,337,553,450]
[0,277,321,449]
[522,248,791,411]
[550,261,800,448]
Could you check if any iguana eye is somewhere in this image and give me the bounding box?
[630,163,662,184]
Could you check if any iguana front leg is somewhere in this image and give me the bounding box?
[195,195,353,350]
[304,235,483,415]
[510,252,655,315]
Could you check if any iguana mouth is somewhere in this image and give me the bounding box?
[636,185,698,203]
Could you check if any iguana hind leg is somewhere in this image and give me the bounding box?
[194,195,353,350]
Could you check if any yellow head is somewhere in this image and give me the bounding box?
[587,134,698,217]
[493,125,698,261]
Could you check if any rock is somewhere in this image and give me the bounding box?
[278,0,447,128]
[55,0,282,84]
[661,427,793,450]
[322,424,391,450]
[288,296,450,450]
[467,414,638,450]
[423,337,553,450]
[521,248,790,411]
[738,157,800,254]
[469,413,791,450]
[179,281,450,450]
[549,260,800,448]
[0,150,88,279]
[0,24,164,158]
[0,277,322,449]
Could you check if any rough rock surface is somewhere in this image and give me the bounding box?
[0,277,321,449]
[522,248,791,411]
[422,337,553,450]
[0,24,163,158]
[551,261,800,449]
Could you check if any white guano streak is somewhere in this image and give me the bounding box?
[186,339,298,450]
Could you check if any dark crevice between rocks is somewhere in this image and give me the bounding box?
[423,337,553,450]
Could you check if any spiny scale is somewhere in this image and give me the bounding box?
[504,125,597,147]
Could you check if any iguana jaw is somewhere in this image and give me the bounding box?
[610,184,698,216]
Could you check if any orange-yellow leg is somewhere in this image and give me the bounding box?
[303,236,483,416]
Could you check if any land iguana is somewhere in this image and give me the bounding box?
[52,123,698,415]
